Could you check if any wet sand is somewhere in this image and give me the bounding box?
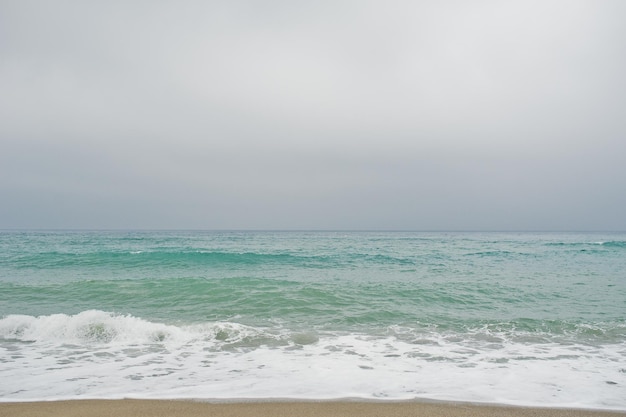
[1,399,624,417]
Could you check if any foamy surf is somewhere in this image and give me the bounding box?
[1,310,624,409]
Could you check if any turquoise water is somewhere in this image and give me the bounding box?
[1,231,625,408]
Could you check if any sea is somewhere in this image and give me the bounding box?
[0,230,624,410]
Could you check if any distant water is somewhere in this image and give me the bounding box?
[1,231,625,409]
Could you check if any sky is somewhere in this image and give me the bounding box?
[1,0,625,231]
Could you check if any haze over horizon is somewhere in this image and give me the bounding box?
[1,1,625,231]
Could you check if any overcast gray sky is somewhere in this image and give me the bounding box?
[1,0,625,230]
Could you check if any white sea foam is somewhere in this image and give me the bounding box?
[0,310,189,345]
[0,311,624,410]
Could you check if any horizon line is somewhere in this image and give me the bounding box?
[1,228,625,233]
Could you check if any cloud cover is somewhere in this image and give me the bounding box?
[1,0,625,230]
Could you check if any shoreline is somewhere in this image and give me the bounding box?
[1,399,624,417]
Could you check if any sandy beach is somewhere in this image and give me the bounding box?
[1,400,624,417]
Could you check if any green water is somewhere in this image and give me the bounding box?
[1,231,624,336]
[1,231,625,406]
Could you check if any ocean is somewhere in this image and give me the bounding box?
[0,231,624,409]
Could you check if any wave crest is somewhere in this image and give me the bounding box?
[0,310,188,345]
[0,310,319,349]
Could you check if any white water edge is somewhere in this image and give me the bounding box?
[1,311,624,411]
